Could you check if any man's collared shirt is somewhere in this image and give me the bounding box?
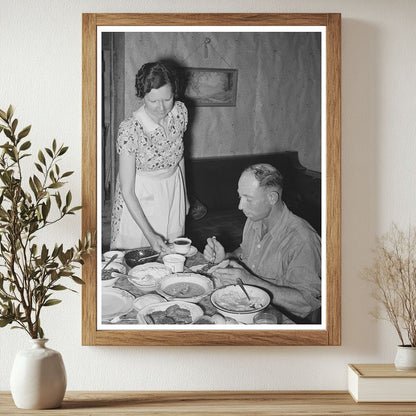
[240,204,321,316]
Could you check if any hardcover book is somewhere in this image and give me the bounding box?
[348,364,416,402]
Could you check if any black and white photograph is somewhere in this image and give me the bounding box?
[98,28,325,329]
[81,12,341,346]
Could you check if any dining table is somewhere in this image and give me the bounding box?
[101,248,294,325]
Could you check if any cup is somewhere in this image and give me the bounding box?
[253,312,279,325]
[162,254,186,273]
[173,237,192,255]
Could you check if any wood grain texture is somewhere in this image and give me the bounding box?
[350,364,416,378]
[1,391,416,415]
[81,13,341,346]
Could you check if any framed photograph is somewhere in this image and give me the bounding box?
[82,13,341,346]
[179,67,238,107]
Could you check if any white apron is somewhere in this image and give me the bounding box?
[110,164,187,250]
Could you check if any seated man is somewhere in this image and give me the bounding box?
[203,163,321,323]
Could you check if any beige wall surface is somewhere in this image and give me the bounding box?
[1,0,416,391]
[120,31,321,170]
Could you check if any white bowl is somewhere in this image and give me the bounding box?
[210,284,271,324]
[103,250,125,263]
[127,262,171,293]
[133,294,167,311]
[101,262,127,287]
[157,273,214,303]
[162,254,186,273]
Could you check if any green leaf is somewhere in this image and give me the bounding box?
[6,105,14,121]
[48,182,64,189]
[4,128,13,140]
[71,276,85,285]
[52,139,57,152]
[0,109,7,121]
[38,325,44,339]
[41,244,48,262]
[38,150,46,165]
[0,317,13,327]
[65,191,72,207]
[34,162,43,173]
[43,299,62,307]
[45,148,53,158]
[11,118,18,133]
[18,125,31,140]
[33,175,43,192]
[58,146,68,156]
[50,285,68,291]
[41,202,50,220]
[61,171,74,178]
[55,192,62,208]
[19,140,31,151]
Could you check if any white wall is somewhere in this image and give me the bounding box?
[1,0,416,391]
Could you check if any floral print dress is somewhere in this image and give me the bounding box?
[110,101,188,249]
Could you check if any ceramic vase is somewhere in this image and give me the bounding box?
[394,345,416,371]
[10,338,67,409]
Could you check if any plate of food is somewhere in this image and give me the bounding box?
[127,262,171,293]
[102,287,134,320]
[157,273,214,303]
[137,301,204,325]
[190,259,230,274]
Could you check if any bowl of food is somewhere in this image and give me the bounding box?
[102,250,125,263]
[124,247,159,268]
[157,273,214,303]
[127,262,171,293]
[210,284,271,324]
[137,301,204,325]
[101,261,127,287]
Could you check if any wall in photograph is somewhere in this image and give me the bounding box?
[117,31,321,171]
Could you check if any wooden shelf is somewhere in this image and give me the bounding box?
[2,391,416,415]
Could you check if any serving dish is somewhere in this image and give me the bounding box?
[124,247,159,268]
[137,301,204,325]
[102,287,134,320]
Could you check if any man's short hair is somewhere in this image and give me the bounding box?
[243,163,283,193]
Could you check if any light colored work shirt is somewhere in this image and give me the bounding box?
[240,204,321,316]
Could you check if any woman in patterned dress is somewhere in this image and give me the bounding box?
[110,62,189,252]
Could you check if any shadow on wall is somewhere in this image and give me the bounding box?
[340,19,381,355]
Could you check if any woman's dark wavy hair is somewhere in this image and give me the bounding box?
[135,62,179,99]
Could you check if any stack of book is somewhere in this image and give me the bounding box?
[348,364,416,402]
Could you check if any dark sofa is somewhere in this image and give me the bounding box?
[184,151,321,253]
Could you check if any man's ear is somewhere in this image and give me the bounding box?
[268,191,279,205]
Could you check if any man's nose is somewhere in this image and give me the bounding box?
[238,199,244,210]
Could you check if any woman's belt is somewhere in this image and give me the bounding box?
[135,164,178,180]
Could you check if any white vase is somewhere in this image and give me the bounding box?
[394,345,416,371]
[10,338,67,409]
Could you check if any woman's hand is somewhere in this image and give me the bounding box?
[203,237,225,264]
[148,234,170,253]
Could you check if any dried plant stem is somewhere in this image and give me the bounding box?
[363,223,416,347]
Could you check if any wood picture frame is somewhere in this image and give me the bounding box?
[179,67,238,107]
[82,13,341,346]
